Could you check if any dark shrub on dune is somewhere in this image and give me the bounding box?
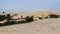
[44,14,60,19]
[0,15,6,21]
[3,14,18,26]
[3,21,16,26]
[6,14,12,22]
[48,14,60,18]
[17,20,26,24]
[0,14,18,26]
[0,13,34,27]
[17,16,34,24]
[38,17,43,19]
[0,23,3,26]
[25,16,34,22]
[44,16,49,19]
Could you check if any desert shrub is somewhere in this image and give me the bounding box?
[6,14,12,21]
[44,16,48,19]
[18,16,34,24]
[0,14,12,21]
[11,14,18,17]
[18,16,34,23]
[1,14,18,26]
[0,23,3,26]
[21,16,23,19]
[0,15,6,21]
[48,14,59,18]
[0,12,6,21]
[38,17,43,19]
[29,16,34,22]
[0,14,34,27]
[25,16,34,22]
[25,16,30,22]
[3,21,16,26]
[17,20,26,24]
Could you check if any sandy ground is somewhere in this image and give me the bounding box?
[0,10,60,34]
[0,18,60,34]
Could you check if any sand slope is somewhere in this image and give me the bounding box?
[0,18,60,34]
[0,10,60,34]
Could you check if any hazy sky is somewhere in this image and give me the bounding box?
[0,0,60,12]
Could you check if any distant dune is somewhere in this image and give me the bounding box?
[0,10,60,19]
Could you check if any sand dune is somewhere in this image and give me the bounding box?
[0,10,60,34]
[0,18,60,34]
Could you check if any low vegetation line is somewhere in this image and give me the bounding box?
[0,12,60,27]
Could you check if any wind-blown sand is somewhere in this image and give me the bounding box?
[0,10,60,34]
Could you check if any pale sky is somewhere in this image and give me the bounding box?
[0,0,60,12]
